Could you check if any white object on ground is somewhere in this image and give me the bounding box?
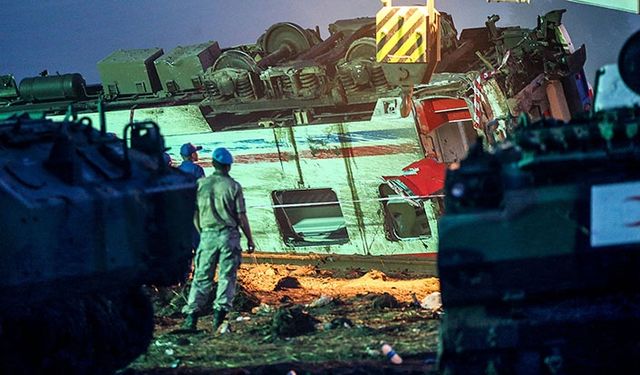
[308,295,333,308]
[217,321,232,334]
[421,292,442,311]
[381,343,403,365]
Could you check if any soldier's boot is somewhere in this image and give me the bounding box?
[212,309,228,330]
[182,313,198,330]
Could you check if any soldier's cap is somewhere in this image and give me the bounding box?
[212,147,233,165]
[180,143,203,156]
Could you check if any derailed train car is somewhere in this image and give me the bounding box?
[0,10,590,258]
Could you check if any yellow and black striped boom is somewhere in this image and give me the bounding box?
[377,2,426,63]
[376,0,441,87]
[376,0,439,64]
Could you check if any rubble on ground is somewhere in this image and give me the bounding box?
[233,284,261,312]
[420,292,442,312]
[147,284,189,318]
[128,263,441,372]
[369,292,400,309]
[274,276,302,291]
[271,305,319,337]
[323,317,354,330]
[238,263,439,304]
[307,295,334,308]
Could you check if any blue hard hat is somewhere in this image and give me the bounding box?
[212,147,233,165]
[180,143,202,156]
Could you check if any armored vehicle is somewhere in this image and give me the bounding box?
[437,30,640,373]
[0,109,196,374]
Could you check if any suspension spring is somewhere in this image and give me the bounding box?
[282,76,294,96]
[204,81,224,100]
[338,70,358,94]
[236,73,255,100]
[299,73,319,91]
[371,65,388,89]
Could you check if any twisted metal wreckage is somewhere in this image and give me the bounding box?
[0,9,591,259]
[0,2,613,374]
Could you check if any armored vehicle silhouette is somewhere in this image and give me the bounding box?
[438,29,640,374]
[0,110,196,374]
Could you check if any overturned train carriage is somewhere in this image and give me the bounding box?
[0,115,196,374]
[51,96,450,256]
[0,10,590,258]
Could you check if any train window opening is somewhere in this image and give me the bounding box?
[379,184,432,241]
[272,188,349,247]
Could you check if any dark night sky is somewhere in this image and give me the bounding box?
[1,1,638,84]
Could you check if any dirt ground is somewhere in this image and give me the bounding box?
[126,263,442,374]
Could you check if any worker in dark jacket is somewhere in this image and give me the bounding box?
[179,143,205,179]
[163,152,173,167]
[182,147,255,332]
[179,143,205,252]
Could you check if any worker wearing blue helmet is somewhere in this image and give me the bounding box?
[178,143,205,179]
[182,147,255,332]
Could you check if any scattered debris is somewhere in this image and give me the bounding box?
[307,295,333,308]
[271,306,319,337]
[130,263,441,372]
[274,276,302,291]
[360,270,388,281]
[238,263,439,305]
[381,343,403,365]
[154,340,172,347]
[369,292,400,309]
[148,285,188,318]
[411,293,422,308]
[279,295,294,304]
[420,292,442,312]
[150,283,260,317]
[217,321,232,335]
[233,284,260,312]
[306,295,343,315]
[325,317,354,330]
[251,303,274,315]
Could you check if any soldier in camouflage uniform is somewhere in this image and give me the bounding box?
[182,147,255,331]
